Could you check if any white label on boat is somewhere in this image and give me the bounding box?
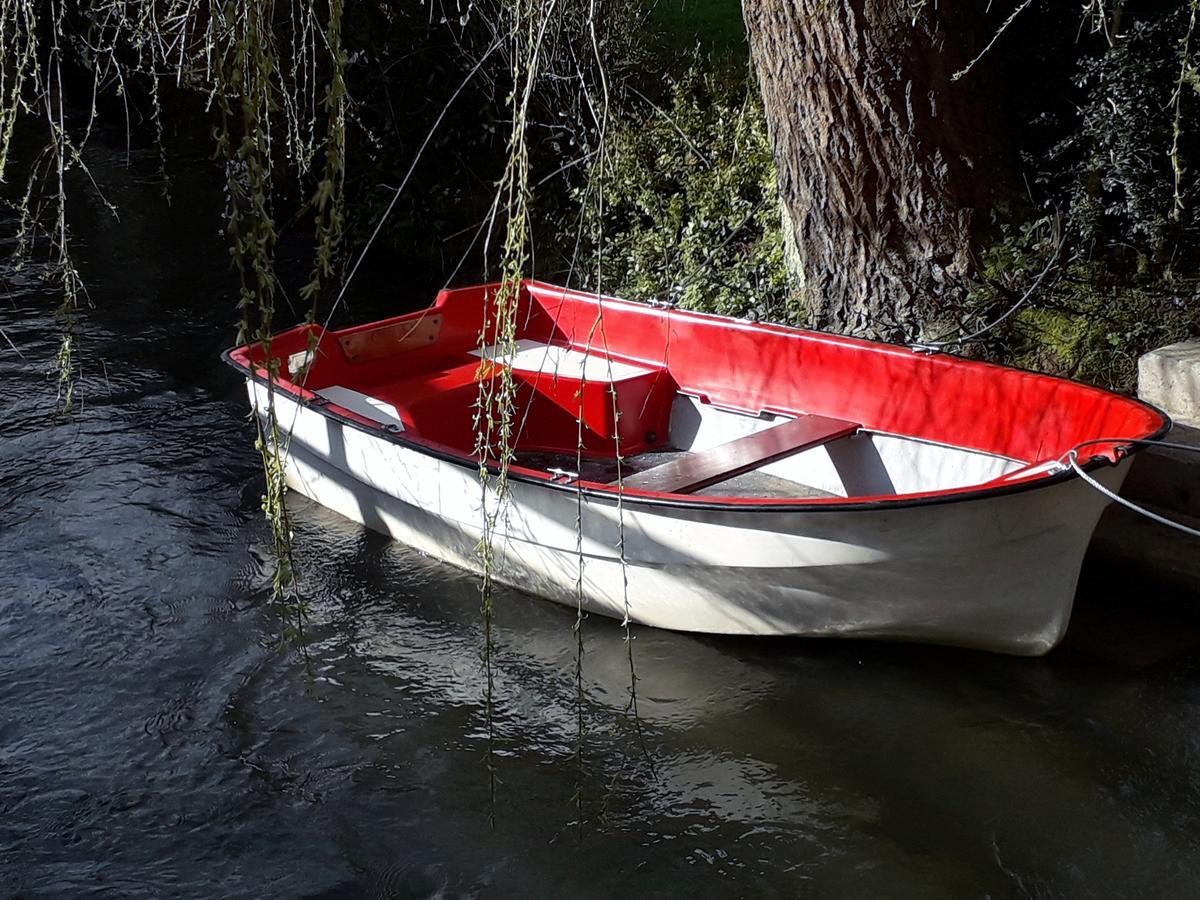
[288,349,314,378]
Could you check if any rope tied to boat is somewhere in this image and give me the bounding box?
[1061,438,1200,540]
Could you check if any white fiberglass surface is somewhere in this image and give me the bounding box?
[315,386,405,430]
[667,394,1024,498]
[471,339,653,382]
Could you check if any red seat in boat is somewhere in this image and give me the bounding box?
[324,341,676,458]
[470,341,674,456]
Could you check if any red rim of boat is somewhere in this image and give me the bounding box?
[221,342,1172,513]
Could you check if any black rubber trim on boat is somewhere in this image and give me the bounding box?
[222,347,1174,515]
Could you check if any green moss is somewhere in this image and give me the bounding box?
[967,220,1198,392]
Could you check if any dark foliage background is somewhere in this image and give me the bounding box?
[6,0,1199,390]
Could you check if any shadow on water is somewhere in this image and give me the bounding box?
[3,131,1200,898]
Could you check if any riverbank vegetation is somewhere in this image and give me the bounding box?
[3,2,1197,392]
[572,1,1200,391]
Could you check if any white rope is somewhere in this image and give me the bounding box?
[277,40,502,440]
[1064,437,1200,539]
[317,38,501,340]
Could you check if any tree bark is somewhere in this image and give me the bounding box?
[744,0,988,340]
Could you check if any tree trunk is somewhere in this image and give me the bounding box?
[744,0,988,340]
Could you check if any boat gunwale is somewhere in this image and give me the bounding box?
[221,343,1172,514]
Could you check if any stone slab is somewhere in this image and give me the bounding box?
[1139,340,1200,427]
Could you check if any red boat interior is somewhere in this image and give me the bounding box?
[228,281,1168,501]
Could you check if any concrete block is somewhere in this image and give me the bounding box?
[1139,340,1200,427]
[1085,339,1200,597]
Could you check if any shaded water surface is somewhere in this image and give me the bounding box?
[4,145,1200,899]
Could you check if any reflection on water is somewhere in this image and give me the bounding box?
[4,138,1200,898]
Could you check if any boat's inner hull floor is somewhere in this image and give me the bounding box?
[507,390,1027,500]
[512,449,841,498]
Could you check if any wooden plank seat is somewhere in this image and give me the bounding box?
[616,414,860,495]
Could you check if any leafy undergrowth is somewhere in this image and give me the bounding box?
[932,216,1196,394]
[563,58,1199,395]
[558,66,795,323]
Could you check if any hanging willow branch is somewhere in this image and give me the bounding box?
[1,0,348,649]
[1170,0,1200,222]
[2,0,656,817]
[471,0,561,827]
[464,0,660,829]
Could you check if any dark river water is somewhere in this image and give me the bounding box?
[4,142,1200,899]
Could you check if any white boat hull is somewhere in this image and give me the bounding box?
[251,382,1128,655]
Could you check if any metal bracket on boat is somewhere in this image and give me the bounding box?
[546,467,579,483]
[380,423,403,434]
[907,342,944,355]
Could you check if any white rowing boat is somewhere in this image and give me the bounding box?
[225,281,1169,654]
